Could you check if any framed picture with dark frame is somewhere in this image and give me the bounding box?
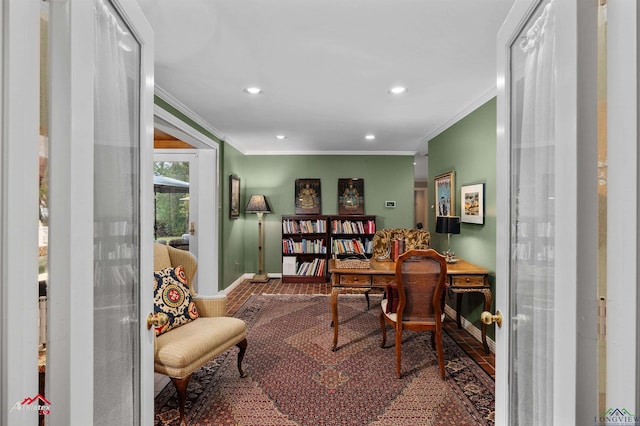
[295,178,321,214]
[338,178,364,215]
[461,183,485,224]
[434,171,455,218]
[229,174,240,219]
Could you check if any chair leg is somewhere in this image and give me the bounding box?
[364,290,370,310]
[236,338,248,378]
[430,331,436,350]
[171,374,192,426]
[395,328,403,379]
[379,312,387,347]
[435,329,445,380]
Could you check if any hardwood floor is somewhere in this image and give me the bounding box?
[225,279,495,379]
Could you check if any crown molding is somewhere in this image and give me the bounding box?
[418,87,497,154]
[243,149,417,156]
[154,85,246,153]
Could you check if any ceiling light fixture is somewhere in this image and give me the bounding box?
[365,134,376,140]
[243,87,262,95]
[388,86,408,95]
[276,135,287,140]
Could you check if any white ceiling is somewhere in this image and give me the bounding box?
[137,0,515,179]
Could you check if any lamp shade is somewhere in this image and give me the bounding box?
[435,216,460,234]
[245,195,272,213]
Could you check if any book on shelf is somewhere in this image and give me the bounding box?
[331,237,373,255]
[331,218,376,234]
[282,218,326,234]
[282,238,326,254]
[294,258,325,276]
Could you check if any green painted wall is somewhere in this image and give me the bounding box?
[221,143,247,287]
[428,97,497,339]
[236,155,415,280]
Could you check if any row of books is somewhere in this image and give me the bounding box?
[331,219,375,235]
[296,258,326,276]
[282,256,326,276]
[331,238,373,255]
[282,219,326,234]
[282,238,326,254]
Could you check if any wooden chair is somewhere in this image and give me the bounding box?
[379,249,447,379]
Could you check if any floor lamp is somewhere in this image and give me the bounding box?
[245,195,272,282]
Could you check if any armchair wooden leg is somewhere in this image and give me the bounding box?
[236,338,248,378]
[171,374,192,426]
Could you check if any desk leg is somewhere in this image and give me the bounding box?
[331,287,340,351]
[455,293,463,328]
[480,288,492,354]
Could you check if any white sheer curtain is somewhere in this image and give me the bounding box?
[93,0,141,424]
[510,0,556,424]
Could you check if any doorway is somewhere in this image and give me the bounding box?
[153,109,221,294]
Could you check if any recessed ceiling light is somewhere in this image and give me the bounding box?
[365,134,376,140]
[388,86,408,95]
[243,87,262,95]
[276,135,287,140]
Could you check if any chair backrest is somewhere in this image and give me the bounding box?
[154,243,198,294]
[395,249,447,322]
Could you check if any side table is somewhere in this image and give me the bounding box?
[446,260,492,353]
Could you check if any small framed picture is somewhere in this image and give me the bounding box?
[461,183,485,224]
[434,171,455,218]
[295,178,321,214]
[338,178,364,215]
[229,174,240,219]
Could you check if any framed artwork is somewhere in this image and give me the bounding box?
[229,174,240,219]
[434,171,455,218]
[295,178,321,214]
[461,183,485,224]
[338,178,364,215]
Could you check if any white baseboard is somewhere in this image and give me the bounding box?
[221,273,281,294]
[444,305,496,354]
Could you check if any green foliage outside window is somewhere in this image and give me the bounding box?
[154,161,189,239]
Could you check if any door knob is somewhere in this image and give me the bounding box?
[146,312,169,330]
[481,310,502,328]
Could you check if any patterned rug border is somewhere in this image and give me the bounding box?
[155,294,495,425]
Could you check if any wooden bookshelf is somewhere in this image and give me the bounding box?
[281,215,329,283]
[281,215,377,282]
[329,215,376,259]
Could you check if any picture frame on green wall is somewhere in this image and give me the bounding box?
[434,171,454,218]
[295,178,321,214]
[229,174,240,219]
[461,183,485,224]
[338,178,364,215]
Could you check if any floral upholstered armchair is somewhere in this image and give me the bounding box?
[372,228,431,260]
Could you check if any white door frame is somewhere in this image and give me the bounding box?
[1,1,41,425]
[606,0,638,412]
[154,107,220,294]
[1,0,156,424]
[498,0,638,424]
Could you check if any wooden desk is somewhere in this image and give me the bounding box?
[328,258,492,353]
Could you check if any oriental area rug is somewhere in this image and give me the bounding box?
[155,294,495,426]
